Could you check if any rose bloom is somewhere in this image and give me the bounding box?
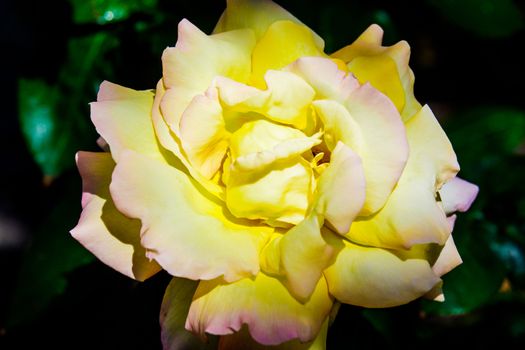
[71,0,479,348]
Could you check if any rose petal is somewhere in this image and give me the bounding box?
[259,143,364,300]
[251,20,325,88]
[160,277,218,350]
[314,142,366,234]
[96,80,152,101]
[110,150,272,282]
[70,151,160,281]
[152,80,225,199]
[324,240,441,307]
[225,119,317,225]
[278,217,344,301]
[218,319,328,350]
[312,99,364,159]
[347,105,458,249]
[347,55,406,112]
[285,57,359,102]
[432,234,463,277]
[215,71,316,131]
[179,88,230,179]
[186,273,332,346]
[227,119,320,172]
[213,0,324,48]
[345,82,409,215]
[440,176,479,214]
[261,70,315,129]
[90,83,165,162]
[332,24,421,120]
[161,19,255,132]
[226,159,313,226]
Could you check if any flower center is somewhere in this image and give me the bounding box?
[223,119,321,226]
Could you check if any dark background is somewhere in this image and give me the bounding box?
[1,0,525,348]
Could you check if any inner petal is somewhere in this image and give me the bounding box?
[226,160,313,226]
[225,119,316,225]
[229,119,308,159]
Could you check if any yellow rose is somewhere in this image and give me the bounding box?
[71,0,479,348]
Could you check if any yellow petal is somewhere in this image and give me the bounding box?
[186,272,332,346]
[346,55,405,112]
[179,88,230,179]
[347,105,459,249]
[432,233,462,277]
[70,151,160,281]
[96,80,152,101]
[161,19,255,133]
[259,142,364,300]
[278,217,344,301]
[226,121,316,225]
[344,82,409,215]
[226,159,313,225]
[90,82,165,163]
[262,70,315,129]
[287,65,407,215]
[110,150,272,282]
[152,80,225,199]
[215,71,316,131]
[332,24,421,120]
[324,240,441,307]
[213,0,324,48]
[251,20,325,88]
[314,142,366,234]
[312,99,364,156]
[285,57,359,102]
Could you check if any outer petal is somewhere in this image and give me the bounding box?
[213,0,324,48]
[70,151,160,281]
[186,273,332,346]
[218,319,328,350]
[110,151,271,282]
[161,19,255,133]
[332,24,421,120]
[439,176,479,215]
[432,233,462,277]
[90,82,165,163]
[160,277,218,350]
[96,80,151,101]
[251,20,325,88]
[347,105,458,249]
[345,82,409,215]
[324,240,441,307]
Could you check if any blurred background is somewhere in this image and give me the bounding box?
[1,0,524,348]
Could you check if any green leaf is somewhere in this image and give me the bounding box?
[18,32,118,178]
[18,79,72,178]
[8,176,94,327]
[426,0,524,38]
[68,0,158,24]
[444,107,525,182]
